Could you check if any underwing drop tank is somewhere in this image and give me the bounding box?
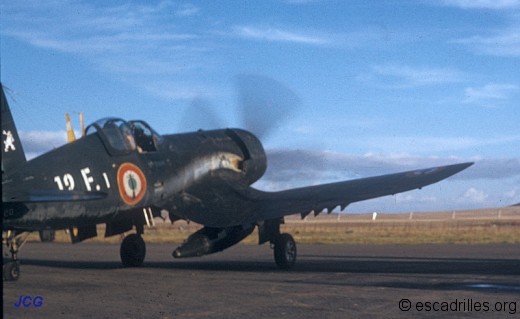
[172,225,254,258]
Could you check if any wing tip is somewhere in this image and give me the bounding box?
[451,161,474,172]
[431,162,473,181]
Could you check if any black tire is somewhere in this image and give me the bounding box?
[274,233,297,270]
[120,234,146,267]
[3,261,20,281]
[39,229,56,242]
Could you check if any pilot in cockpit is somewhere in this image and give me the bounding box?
[118,124,137,151]
[132,125,155,152]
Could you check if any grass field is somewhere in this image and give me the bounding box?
[279,206,520,245]
[21,206,520,245]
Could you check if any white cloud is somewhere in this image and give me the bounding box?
[3,27,198,56]
[505,189,516,197]
[463,83,519,106]
[454,28,520,57]
[504,187,520,204]
[396,194,415,203]
[441,0,520,10]
[285,0,324,4]
[1,1,212,101]
[19,130,67,159]
[457,158,520,180]
[459,187,489,203]
[143,82,217,101]
[441,0,520,56]
[233,25,329,45]
[358,64,465,88]
[504,188,518,198]
[175,4,200,17]
[356,135,520,154]
[396,193,437,203]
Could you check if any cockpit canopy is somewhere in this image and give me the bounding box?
[85,118,162,155]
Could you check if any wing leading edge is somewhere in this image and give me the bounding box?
[243,162,473,221]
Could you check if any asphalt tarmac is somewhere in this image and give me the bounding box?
[3,242,520,319]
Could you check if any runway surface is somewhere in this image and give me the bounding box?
[3,242,520,318]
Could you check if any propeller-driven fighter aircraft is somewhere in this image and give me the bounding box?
[2,83,472,281]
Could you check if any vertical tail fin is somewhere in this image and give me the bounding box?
[1,84,27,174]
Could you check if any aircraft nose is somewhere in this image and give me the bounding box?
[226,128,267,184]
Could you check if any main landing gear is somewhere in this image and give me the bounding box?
[3,231,30,281]
[273,233,297,269]
[39,229,56,242]
[118,208,154,267]
[260,218,297,269]
[120,233,146,267]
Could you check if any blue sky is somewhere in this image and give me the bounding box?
[1,0,519,213]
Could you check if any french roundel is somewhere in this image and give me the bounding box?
[117,163,147,206]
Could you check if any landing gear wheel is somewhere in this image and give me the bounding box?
[274,233,297,270]
[3,261,20,281]
[120,234,146,267]
[3,231,30,281]
[39,229,56,242]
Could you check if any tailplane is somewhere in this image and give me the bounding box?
[1,84,27,174]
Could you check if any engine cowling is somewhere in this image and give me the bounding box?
[224,128,267,185]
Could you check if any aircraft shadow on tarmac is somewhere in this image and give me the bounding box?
[13,255,520,276]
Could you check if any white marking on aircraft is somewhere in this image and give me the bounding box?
[81,167,94,191]
[3,130,16,152]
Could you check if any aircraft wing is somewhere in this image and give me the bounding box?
[245,162,473,221]
[3,189,107,203]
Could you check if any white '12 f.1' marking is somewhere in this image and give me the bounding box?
[54,173,75,191]
[55,168,111,191]
[81,167,94,191]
